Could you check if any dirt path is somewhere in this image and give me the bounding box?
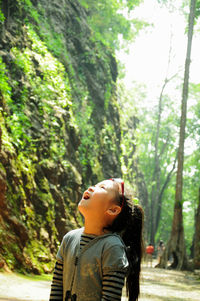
[138,265,200,301]
[0,264,199,301]
[0,273,51,301]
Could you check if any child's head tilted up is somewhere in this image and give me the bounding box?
[78,179,124,232]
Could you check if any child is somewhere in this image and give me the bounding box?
[49,178,144,301]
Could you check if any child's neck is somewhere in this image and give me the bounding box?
[84,220,109,236]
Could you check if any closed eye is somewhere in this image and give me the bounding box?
[100,185,106,189]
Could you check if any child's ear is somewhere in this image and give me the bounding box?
[107,205,121,216]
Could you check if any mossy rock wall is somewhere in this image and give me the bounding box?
[0,0,122,273]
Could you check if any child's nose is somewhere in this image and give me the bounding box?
[88,186,95,192]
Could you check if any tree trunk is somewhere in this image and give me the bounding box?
[150,91,161,245]
[156,0,196,270]
[155,154,177,233]
[194,187,200,268]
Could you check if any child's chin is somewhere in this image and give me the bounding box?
[78,200,87,211]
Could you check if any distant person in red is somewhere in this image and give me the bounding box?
[146,243,154,267]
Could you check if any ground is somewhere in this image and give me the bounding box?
[0,261,200,301]
[0,272,51,301]
[138,264,200,301]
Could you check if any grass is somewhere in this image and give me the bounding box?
[13,272,53,282]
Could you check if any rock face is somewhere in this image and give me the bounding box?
[0,0,122,273]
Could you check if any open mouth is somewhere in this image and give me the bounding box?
[83,191,90,200]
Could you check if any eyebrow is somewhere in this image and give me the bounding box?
[96,182,112,190]
[97,183,106,188]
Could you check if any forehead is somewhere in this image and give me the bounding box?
[97,180,119,191]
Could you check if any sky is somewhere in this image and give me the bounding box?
[117,0,200,105]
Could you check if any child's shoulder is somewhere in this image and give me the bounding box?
[102,233,125,248]
[63,227,84,241]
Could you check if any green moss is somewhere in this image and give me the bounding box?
[0,2,5,24]
[0,57,12,97]
[16,272,53,281]
[24,239,54,274]
[1,27,73,162]
[0,59,16,153]
[1,238,22,270]
[39,21,66,58]
[5,152,37,216]
[0,0,125,274]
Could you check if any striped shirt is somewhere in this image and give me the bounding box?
[49,261,63,300]
[49,234,126,300]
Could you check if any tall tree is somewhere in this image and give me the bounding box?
[149,73,178,245]
[158,0,196,270]
[194,187,200,268]
[119,79,178,245]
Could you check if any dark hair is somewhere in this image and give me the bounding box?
[105,193,144,301]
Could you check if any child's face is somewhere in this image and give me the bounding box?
[78,180,119,219]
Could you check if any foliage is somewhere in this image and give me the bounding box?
[119,74,200,253]
[155,181,175,243]
[118,76,180,243]
[0,0,5,24]
[78,0,147,50]
[6,27,76,160]
[75,99,96,167]
[196,0,200,17]
[0,58,17,153]
[0,58,12,101]
[0,24,76,272]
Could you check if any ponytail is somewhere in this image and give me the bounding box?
[105,195,144,301]
[123,201,144,301]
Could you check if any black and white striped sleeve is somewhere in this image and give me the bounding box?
[101,244,128,300]
[49,260,63,300]
[102,270,126,300]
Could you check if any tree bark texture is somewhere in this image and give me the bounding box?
[194,187,200,268]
